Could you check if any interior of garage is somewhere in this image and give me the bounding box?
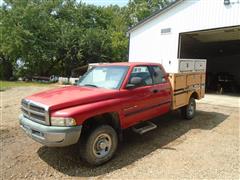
[178,26,240,94]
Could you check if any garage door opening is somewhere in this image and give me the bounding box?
[178,26,240,94]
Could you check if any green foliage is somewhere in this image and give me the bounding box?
[0,0,170,80]
[127,0,170,25]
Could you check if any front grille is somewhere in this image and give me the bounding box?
[29,104,45,113]
[21,99,49,125]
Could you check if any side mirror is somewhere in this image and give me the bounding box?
[126,77,143,89]
[165,73,169,78]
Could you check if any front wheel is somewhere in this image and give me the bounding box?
[80,125,118,166]
[181,97,196,120]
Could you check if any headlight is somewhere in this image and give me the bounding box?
[51,117,76,126]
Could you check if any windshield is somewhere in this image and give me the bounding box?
[78,66,128,89]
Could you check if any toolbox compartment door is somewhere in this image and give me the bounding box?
[195,60,206,72]
[179,59,194,72]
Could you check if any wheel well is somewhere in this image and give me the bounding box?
[191,91,200,100]
[81,112,121,135]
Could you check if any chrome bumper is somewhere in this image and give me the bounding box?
[19,114,82,147]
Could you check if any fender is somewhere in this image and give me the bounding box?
[51,97,127,128]
[189,90,201,100]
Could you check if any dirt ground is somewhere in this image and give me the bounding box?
[1,86,239,179]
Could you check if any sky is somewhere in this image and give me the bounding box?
[0,0,129,7]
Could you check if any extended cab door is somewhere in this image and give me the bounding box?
[148,65,172,116]
[122,65,168,128]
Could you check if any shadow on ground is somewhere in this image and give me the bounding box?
[37,110,228,177]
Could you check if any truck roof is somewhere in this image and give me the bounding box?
[96,62,161,67]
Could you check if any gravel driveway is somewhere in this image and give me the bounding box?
[1,87,239,179]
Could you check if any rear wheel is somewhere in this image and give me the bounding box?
[181,97,196,120]
[80,125,118,166]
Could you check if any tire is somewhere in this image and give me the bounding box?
[181,97,196,120]
[80,125,118,166]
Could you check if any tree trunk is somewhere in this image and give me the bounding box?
[0,55,13,80]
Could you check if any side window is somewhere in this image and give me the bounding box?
[129,66,153,86]
[151,66,166,84]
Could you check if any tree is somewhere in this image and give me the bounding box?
[0,0,65,78]
[0,0,171,80]
[127,0,171,26]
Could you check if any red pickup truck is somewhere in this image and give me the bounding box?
[19,62,205,165]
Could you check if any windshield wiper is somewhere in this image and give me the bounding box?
[84,84,98,88]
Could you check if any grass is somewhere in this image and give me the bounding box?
[0,81,53,91]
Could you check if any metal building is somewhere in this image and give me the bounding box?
[128,0,240,93]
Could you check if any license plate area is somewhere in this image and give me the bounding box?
[22,125,43,138]
[32,129,43,137]
[23,125,32,136]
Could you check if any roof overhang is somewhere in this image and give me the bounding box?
[183,26,240,43]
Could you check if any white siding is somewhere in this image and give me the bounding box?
[129,0,240,73]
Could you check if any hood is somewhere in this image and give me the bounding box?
[26,86,117,111]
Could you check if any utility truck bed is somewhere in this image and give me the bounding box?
[169,72,206,109]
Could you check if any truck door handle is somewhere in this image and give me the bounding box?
[152,89,159,93]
